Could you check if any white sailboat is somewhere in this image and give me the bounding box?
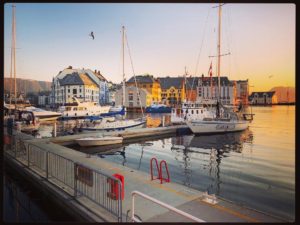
[78,26,146,132]
[187,3,249,134]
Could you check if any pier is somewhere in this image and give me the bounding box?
[4,127,286,222]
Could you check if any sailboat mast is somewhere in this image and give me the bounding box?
[122,26,125,107]
[217,3,222,102]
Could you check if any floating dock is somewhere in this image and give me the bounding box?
[3,127,286,222]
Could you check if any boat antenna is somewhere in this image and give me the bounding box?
[124,28,144,117]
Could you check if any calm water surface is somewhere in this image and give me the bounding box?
[36,106,296,221]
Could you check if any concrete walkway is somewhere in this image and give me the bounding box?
[23,136,285,223]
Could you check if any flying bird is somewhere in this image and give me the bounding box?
[89,31,95,40]
[268,75,274,78]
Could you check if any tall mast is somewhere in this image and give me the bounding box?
[10,4,17,112]
[122,26,125,106]
[184,66,187,102]
[217,3,222,102]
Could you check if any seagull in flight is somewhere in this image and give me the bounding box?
[268,75,274,78]
[89,31,95,40]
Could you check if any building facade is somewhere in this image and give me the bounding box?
[196,76,235,105]
[249,91,278,105]
[159,77,186,106]
[126,75,161,104]
[51,67,109,107]
[115,85,152,108]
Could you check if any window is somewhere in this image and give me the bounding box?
[129,102,133,107]
[73,89,77,94]
[68,89,70,93]
[191,110,194,114]
[129,93,133,101]
[80,89,82,93]
[150,85,153,88]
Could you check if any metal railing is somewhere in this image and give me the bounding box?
[4,134,123,222]
[131,191,205,222]
[75,163,122,221]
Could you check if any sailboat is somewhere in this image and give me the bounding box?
[79,26,146,132]
[186,3,249,134]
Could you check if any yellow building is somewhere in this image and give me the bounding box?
[159,77,186,106]
[126,75,161,103]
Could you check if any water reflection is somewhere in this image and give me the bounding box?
[170,129,253,194]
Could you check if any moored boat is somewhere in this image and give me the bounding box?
[75,136,123,147]
[25,106,62,121]
[146,104,171,113]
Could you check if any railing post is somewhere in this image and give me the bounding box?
[14,137,17,158]
[74,163,77,197]
[46,151,49,179]
[27,144,30,168]
[131,192,135,222]
[118,180,122,222]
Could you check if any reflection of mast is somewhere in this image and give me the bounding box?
[182,147,192,186]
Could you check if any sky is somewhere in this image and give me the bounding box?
[3,3,295,92]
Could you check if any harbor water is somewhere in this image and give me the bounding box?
[5,105,295,221]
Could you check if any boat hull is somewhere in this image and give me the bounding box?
[80,121,146,132]
[187,120,249,134]
[76,137,123,147]
[145,107,171,113]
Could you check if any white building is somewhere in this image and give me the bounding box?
[38,95,49,106]
[51,67,109,107]
[196,76,236,105]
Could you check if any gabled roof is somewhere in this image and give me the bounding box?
[186,77,200,90]
[159,77,184,89]
[79,73,98,86]
[58,72,98,87]
[127,75,156,83]
[249,91,276,98]
[200,76,233,86]
[58,73,84,86]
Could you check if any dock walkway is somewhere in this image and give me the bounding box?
[4,127,286,222]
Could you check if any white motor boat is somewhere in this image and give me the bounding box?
[75,136,123,147]
[79,116,146,132]
[58,97,111,119]
[25,106,62,121]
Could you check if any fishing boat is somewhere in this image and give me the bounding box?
[171,102,215,124]
[58,97,111,119]
[25,106,62,121]
[79,116,146,132]
[145,103,171,113]
[75,135,123,147]
[186,3,249,135]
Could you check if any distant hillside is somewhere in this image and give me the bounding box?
[269,86,295,103]
[4,77,52,94]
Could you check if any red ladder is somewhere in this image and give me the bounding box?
[150,157,170,184]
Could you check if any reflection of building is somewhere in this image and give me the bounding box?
[159,77,186,106]
[126,75,161,104]
[51,67,109,107]
[249,91,278,105]
[115,85,152,110]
